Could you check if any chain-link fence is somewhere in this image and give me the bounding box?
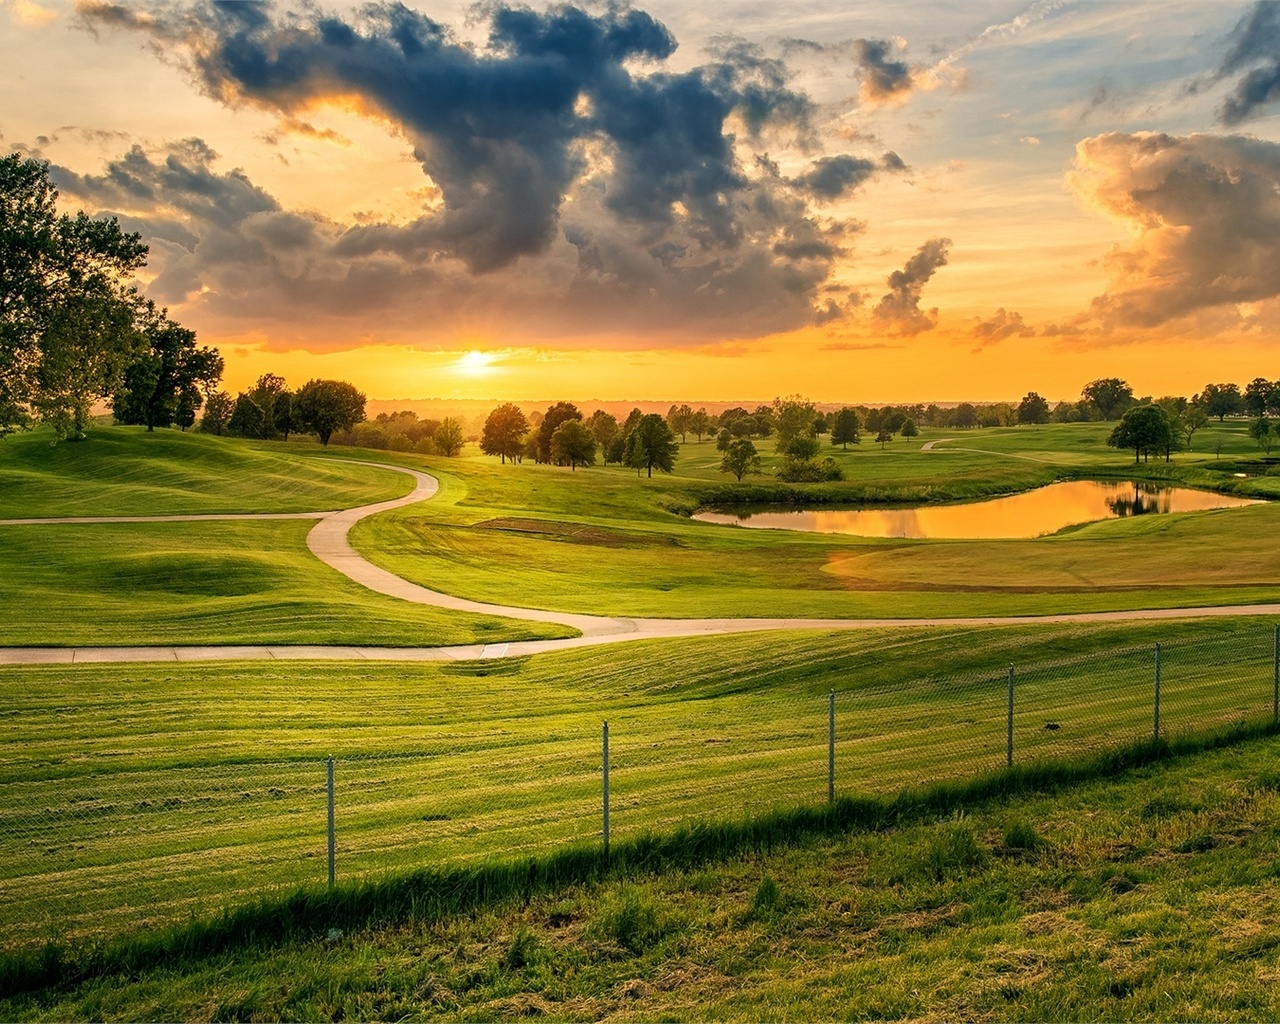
[3,626,1277,949]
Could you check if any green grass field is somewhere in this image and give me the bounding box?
[4,420,1280,1018]
[0,427,408,517]
[0,427,571,646]
[352,421,1280,620]
[3,616,1275,950]
[7,727,1280,1020]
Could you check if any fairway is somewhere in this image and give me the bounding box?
[351,421,1280,621]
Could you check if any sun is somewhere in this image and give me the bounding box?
[454,350,493,376]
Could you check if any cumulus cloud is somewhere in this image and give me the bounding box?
[66,1,903,345]
[973,308,1035,346]
[791,152,906,200]
[854,38,914,105]
[1069,131,1280,329]
[872,238,950,335]
[1217,1,1280,125]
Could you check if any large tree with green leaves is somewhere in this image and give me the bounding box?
[481,402,529,464]
[1083,378,1134,420]
[1016,391,1050,425]
[111,301,223,432]
[1196,382,1243,421]
[536,401,582,463]
[624,413,679,477]
[830,407,860,449]
[294,379,366,446]
[1107,403,1176,463]
[550,418,597,469]
[719,437,761,481]
[1,154,149,438]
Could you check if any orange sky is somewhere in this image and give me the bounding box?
[6,0,1280,404]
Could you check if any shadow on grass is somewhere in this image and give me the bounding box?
[4,716,1276,999]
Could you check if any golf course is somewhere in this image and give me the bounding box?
[4,419,1280,1019]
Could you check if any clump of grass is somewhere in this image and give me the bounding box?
[746,876,781,921]
[1002,820,1044,852]
[1247,769,1280,793]
[588,887,670,955]
[890,822,989,883]
[501,927,540,970]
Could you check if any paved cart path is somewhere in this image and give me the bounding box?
[3,458,1279,666]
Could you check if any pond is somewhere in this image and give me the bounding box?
[692,480,1262,540]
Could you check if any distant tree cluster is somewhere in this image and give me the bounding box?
[1,154,223,440]
[479,401,680,477]
[203,374,367,447]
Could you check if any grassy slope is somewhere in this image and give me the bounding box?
[0,426,409,516]
[3,615,1275,945]
[0,426,571,646]
[354,422,1280,619]
[8,735,1280,1021]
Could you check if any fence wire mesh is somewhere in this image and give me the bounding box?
[2,626,1277,949]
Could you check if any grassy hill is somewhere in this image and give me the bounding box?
[6,732,1280,1020]
[0,426,572,646]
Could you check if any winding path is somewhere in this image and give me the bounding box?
[3,458,1279,666]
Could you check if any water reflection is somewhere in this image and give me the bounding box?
[693,480,1261,540]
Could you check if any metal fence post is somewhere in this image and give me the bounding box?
[326,756,335,888]
[602,721,610,859]
[1006,666,1014,768]
[1273,624,1278,726]
[1154,643,1161,742]
[828,690,835,804]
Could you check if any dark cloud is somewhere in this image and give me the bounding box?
[64,2,902,346]
[791,152,905,200]
[872,238,950,335]
[855,38,914,105]
[1218,1,1280,124]
[1070,131,1280,329]
[79,1,813,272]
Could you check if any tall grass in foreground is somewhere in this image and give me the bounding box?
[3,719,1274,999]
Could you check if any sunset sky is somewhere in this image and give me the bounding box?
[5,0,1280,403]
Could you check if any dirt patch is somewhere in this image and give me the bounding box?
[473,517,683,549]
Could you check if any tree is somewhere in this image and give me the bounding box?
[1016,391,1051,425]
[875,428,892,449]
[294,379,366,446]
[587,409,619,452]
[111,302,223,431]
[624,413,679,477]
[481,402,529,464]
[830,407,860,449]
[1107,404,1175,463]
[436,417,466,457]
[1249,417,1275,455]
[666,403,693,442]
[949,403,978,429]
[719,437,760,481]
[1083,378,1134,420]
[536,401,582,463]
[784,434,821,460]
[550,418,597,469]
[900,418,919,438]
[772,394,816,451]
[1196,382,1243,421]
[689,408,712,441]
[1244,378,1279,418]
[1,154,150,438]
[200,391,234,436]
[227,393,267,438]
[273,389,296,440]
[1180,406,1208,452]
